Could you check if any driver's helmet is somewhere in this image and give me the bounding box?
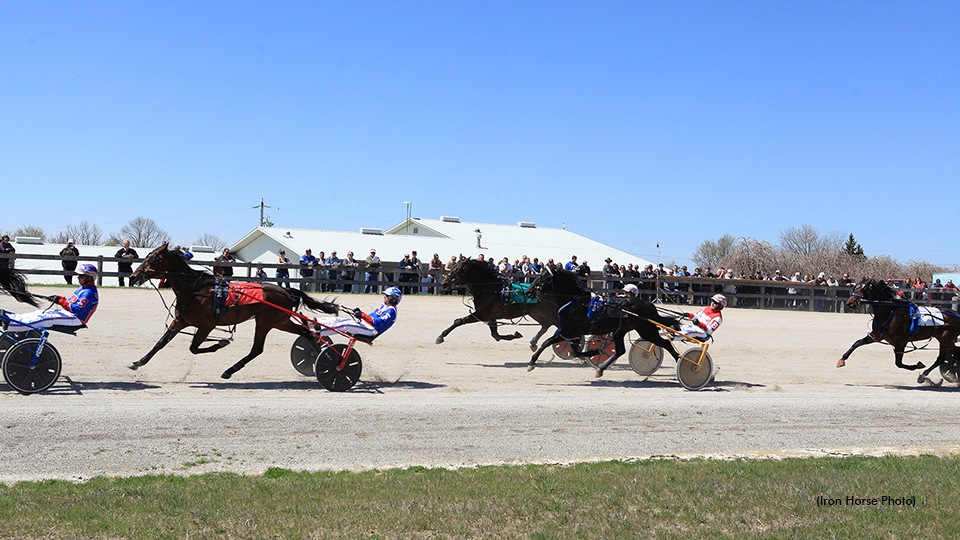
[384,286,402,304]
[623,284,639,296]
[710,294,727,308]
[76,263,98,278]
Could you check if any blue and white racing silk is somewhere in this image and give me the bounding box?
[5,282,98,332]
[311,303,397,338]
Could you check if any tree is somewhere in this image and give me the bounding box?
[692,234,736,269]
[843,233,866,261]
[120,217,170,249]
[194,233,227,252]
[13,225,45,241]
[50,221,104,246]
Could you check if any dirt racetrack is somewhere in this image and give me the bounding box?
[3,286,960,483]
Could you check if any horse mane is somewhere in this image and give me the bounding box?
[455,258,499,281]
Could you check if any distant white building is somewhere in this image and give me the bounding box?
[229,216,652,272]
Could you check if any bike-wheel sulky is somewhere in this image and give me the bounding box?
[628,339,665,379]
[582,335,617,369]
[552,340,577,361]
[290,335,332,377]
[2,338,62,394]
[676,346,713,391]
[314,343,362,392]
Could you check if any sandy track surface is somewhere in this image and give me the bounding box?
[2,287,959,483]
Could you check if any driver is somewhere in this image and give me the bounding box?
[309,286,401,338]
[675,293,725,340]
[4,264,99,332]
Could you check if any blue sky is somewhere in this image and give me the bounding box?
[2,1,957,266]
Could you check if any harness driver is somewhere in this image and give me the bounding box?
[3,264,99,332]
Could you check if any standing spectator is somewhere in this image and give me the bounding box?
[215,248,237,278]
[397,253,413,294]
[255,266,267,279]
[115,239,139,287]
[814,272,828,311]
[364,249,381,293]
[529,257,542,277]
[0,234,15,269]
[945,279,959,311]
[427,253,443,293]
[299,249,317,291]
[341,251,359,293]
[276,250,291,288]
[181,246,194,260]
[497,257,512,276]
[826,274,840,312]
[60,239,80,284]
[409,251,423,294]
[577,260,591,282]
[315,251,328,292]
[564,255,579,273]
[602,258,616,289]
[324,251,341,292]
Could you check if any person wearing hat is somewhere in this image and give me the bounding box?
[4,264,99,332]
[602,258,617,289]
[364,249,381,293]
[299,249,317,291]
[59,239,80,284]
[309,287,402,339]
[276,249,291,288]
[675,294,726,341]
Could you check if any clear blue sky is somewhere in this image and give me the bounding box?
[2,1,957,266]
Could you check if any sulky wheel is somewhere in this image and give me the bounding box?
[552,340,577,361]
[628,339,665,378]
[940,362,960,384]
[314,344,362,392]
[583,335,616,368]
[290,335,328,377]
[2,338,62,395]
[676,347,714,391]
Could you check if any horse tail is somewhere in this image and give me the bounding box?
[286,288,338,314]
[0,266,39,307]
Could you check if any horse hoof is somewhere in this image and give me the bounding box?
[526,363,536,372]
[513,332,523,339]
[221,371,233,380]
[218,339,231,347]
[435,337,444,345]
[836,360,845,368]
[917,362,926,370]
[529,344,537,352]
[594,368,603,378]
[127,362,140,371]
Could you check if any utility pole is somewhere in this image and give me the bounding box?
[254,198,274,227]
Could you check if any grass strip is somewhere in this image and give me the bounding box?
[0,455,956,539]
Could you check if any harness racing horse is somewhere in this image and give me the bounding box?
[436,258,559,351]
[841,278,960,384]
[127,243,338,379]
[525,265,681,377]
[0,266,39,307]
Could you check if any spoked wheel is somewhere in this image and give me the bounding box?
[940,362,960,384]
[676,346,714,391]
[2,338,62,395]
[290,335,329,377]
[552,340,577,361]
[314,344,362,392]
[628,339,665,378]
[582,335,616,368]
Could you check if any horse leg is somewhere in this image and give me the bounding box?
[435,313,482,344]
[919,335,958,384]
[221,322,271,379]
[488,322,522,341]
[893,346,925,371]
[594,335,627,378]
[528,333,565,371]
[128,320,187,370]
[528,323,552,352]
[837,334,876,368]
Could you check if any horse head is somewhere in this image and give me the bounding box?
[129,242,194,286]
[847,278,899,309]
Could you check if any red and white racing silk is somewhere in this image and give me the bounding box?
[678,305,722,340]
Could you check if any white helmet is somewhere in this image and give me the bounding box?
[711,294,727,308]
[623,284,639,296]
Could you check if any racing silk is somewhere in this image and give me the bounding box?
[56,282,99,324]
[360,303,398,334]
[687,305,722,336]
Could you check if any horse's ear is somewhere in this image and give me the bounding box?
[160,241,169,251]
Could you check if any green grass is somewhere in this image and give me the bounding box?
[0,455,955,539]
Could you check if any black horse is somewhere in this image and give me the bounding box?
[841,278,960,383]
[436,258,559,351]
[0,266,38,307]
[525,265,680,377]
[128,243,338,379]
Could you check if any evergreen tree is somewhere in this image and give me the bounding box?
[844,233,865,261]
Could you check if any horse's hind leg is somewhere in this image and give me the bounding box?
[488,322,522,342]
[594,336,627,378]
[528,333,565,371]
[436,313,482,344]
[893,346,925,371]
[529,323,551,352]
[221,323,270,379]
[128,320,186,370]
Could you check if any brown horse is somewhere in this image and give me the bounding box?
[841,278,960,383]
[127,243,337,379]
[436,258,559,351]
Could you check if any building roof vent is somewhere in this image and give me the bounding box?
[360,228,383,235]
[441,216,460,223]
[15,237,43,244]
[191,245,215,253]
[518,221,536,228]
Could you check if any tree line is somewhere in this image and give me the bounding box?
[3,217,227,251]
[693,225,957,283]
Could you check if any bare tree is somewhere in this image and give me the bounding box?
[194,233,227,252]
[720,237,778,274]
[13,225,45,241]
[50,221,103,246]
[120,217,170,249]
[692,234,736,269]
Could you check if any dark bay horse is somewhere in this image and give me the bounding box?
[0,266,39,307]
[525,266,680,377]
[841,278,960,383]
[128,243,337,379]
[436,258,559,350]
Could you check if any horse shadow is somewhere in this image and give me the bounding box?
[850,382,960,392]
[1,376,163,396]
